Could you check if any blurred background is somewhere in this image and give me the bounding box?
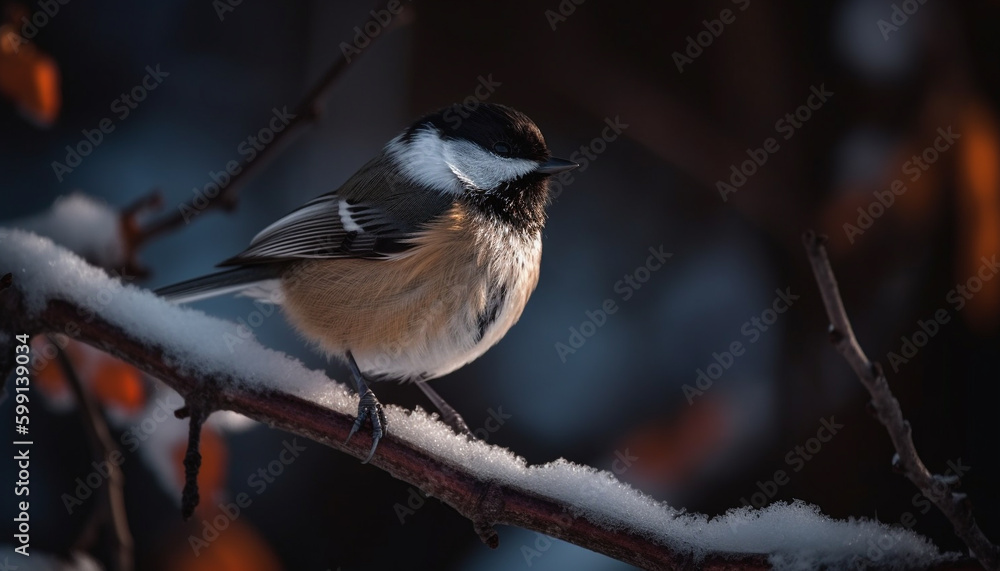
[1,0,999,569]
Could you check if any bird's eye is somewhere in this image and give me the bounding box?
[493,142,511,156]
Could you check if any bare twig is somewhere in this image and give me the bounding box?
[52,339,134,571]
[179,404,210,520]
[117,191,164,278]
[802,231,1000,570]
[132,0,411,246]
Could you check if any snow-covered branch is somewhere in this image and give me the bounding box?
[0,229,964,570]
[803,231,1000,570]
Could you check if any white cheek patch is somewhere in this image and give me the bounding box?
[444,139,539,191]
[386,129,540,194]
[386,131,465,195]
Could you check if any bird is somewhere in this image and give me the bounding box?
[156,102,578,462]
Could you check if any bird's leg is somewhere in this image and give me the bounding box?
[344,350,387,463]
[416,381,473,438]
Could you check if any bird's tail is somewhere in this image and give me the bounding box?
[155,266,283,304]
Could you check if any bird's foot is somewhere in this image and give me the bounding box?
[439,406,473,438]
[346,389,387,463]
[415,381,474,438]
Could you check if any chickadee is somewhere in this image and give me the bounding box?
[157,103,578,462]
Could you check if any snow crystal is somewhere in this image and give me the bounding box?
[0,229,955,570]
[9,193,127,269]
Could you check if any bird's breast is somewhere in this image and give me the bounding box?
[279,203,541,380]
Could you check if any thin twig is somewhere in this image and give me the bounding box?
[133,0,410,246]
[52,339,134,571]
[802,230,1000,570]
[180,405,209,520]
[117,191,164,278]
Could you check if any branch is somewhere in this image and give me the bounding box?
[0,230,967,570]
[802,231,1000,570]
[130,0,412,248]
[117,191,164,278]
[178,404,208,520]
[53,341,134,571]
[0,295,750,570]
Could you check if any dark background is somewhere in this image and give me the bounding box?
[1,0,999,569]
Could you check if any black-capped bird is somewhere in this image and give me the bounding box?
[157,103,578,462]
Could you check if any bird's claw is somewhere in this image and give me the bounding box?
[346,389,387,463]
[441,410,473,439]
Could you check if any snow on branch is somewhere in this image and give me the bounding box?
[803,231,1000,570]
[0,229,963,570]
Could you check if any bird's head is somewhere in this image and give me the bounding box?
[388,102,578,232]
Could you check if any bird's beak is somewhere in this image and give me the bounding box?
[536,157,579,175]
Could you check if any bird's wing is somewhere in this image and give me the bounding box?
[219,154,455,266]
